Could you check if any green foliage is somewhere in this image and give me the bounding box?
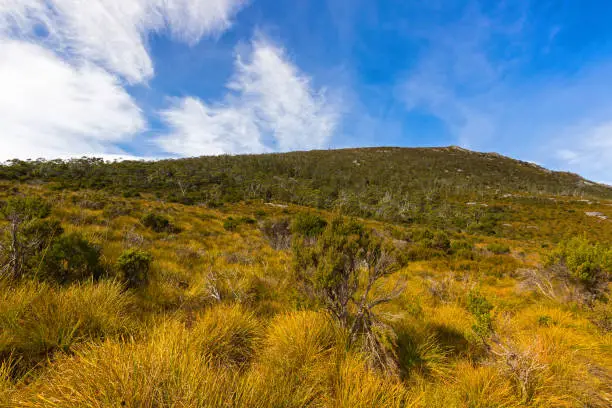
[223,217,240,231]
[487,243,511,255]
[238,216,257,225]
[141,212,171,233]
[116,249,152,288]
[39,233,102,284]
[293,216,402,373]
[548,236,611,285]
[0,197,58,278]
[537,315,552,327]
[431,232,451,252]
[466,291,494,340]
[0,196,51,221]
[295,216,370,299]
[451,240,473,252]
[291,213,328,238]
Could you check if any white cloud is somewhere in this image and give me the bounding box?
[157,38,340,156]
[159,97,266,155]
[0,39,146,160]
[0,0,248,160]
[0,0,247,83]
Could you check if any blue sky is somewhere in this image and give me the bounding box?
[1,1,611,183]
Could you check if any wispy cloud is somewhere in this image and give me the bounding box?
[0,0,248,160]
[0,38,145,160]
[157,37,340,156]
[0,0,248,83]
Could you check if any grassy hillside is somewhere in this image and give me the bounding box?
[0,148,611,407]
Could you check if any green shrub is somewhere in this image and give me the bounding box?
[141,213,179,233]
[431,232,451,252]
[466,291,493,340]
[1,196,51,220]
[547,236,611,285]
[38,233,102,284]
[239,216,257,225]
[223,217,240,231]
[407,227,434,243]
[0,197,57,278]
[116,249,152,288]
[450,240,473,253]
[291,213,327,238]
[486,243,511,255]
[400,245,445,262]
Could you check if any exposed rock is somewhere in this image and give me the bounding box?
[585,211,608,220]
[265,203,288,208]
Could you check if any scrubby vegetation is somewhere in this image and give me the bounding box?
[0,147,610,407]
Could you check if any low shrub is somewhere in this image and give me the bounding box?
[466,291,493,341]
[450,239,473,253]
[38,233,102,284]
[547,236,611,286]
[291,213,327,238]
[223,217,240,231]
[116,249,152,288]
[141,212,179,233]
[487,243,511,255]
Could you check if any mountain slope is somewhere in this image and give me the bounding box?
[2,147,611,212]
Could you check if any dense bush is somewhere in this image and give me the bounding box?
[294,216,402,373]
[431,231,451,252]
[39,233,102,284]
[116,249,152,288]
[291,213,327,238]
[547,236,611,286]
[141,212,180,233]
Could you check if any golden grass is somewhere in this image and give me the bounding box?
[0,185,610,406]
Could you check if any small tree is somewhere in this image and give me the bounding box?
[0,197,58,279]
[293,216,404,374]
[116,249,152,288]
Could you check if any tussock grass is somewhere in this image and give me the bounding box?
[0,184,610,406]
[0,358,16,406]
[13,322,241,407]
[330,353,415,408]
[190,304,261,367]
[0,279,134,372]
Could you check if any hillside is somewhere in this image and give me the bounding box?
[2,147,611,211]
[0,148,611,407]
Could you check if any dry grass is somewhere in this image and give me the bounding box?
[0,185,610,406]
